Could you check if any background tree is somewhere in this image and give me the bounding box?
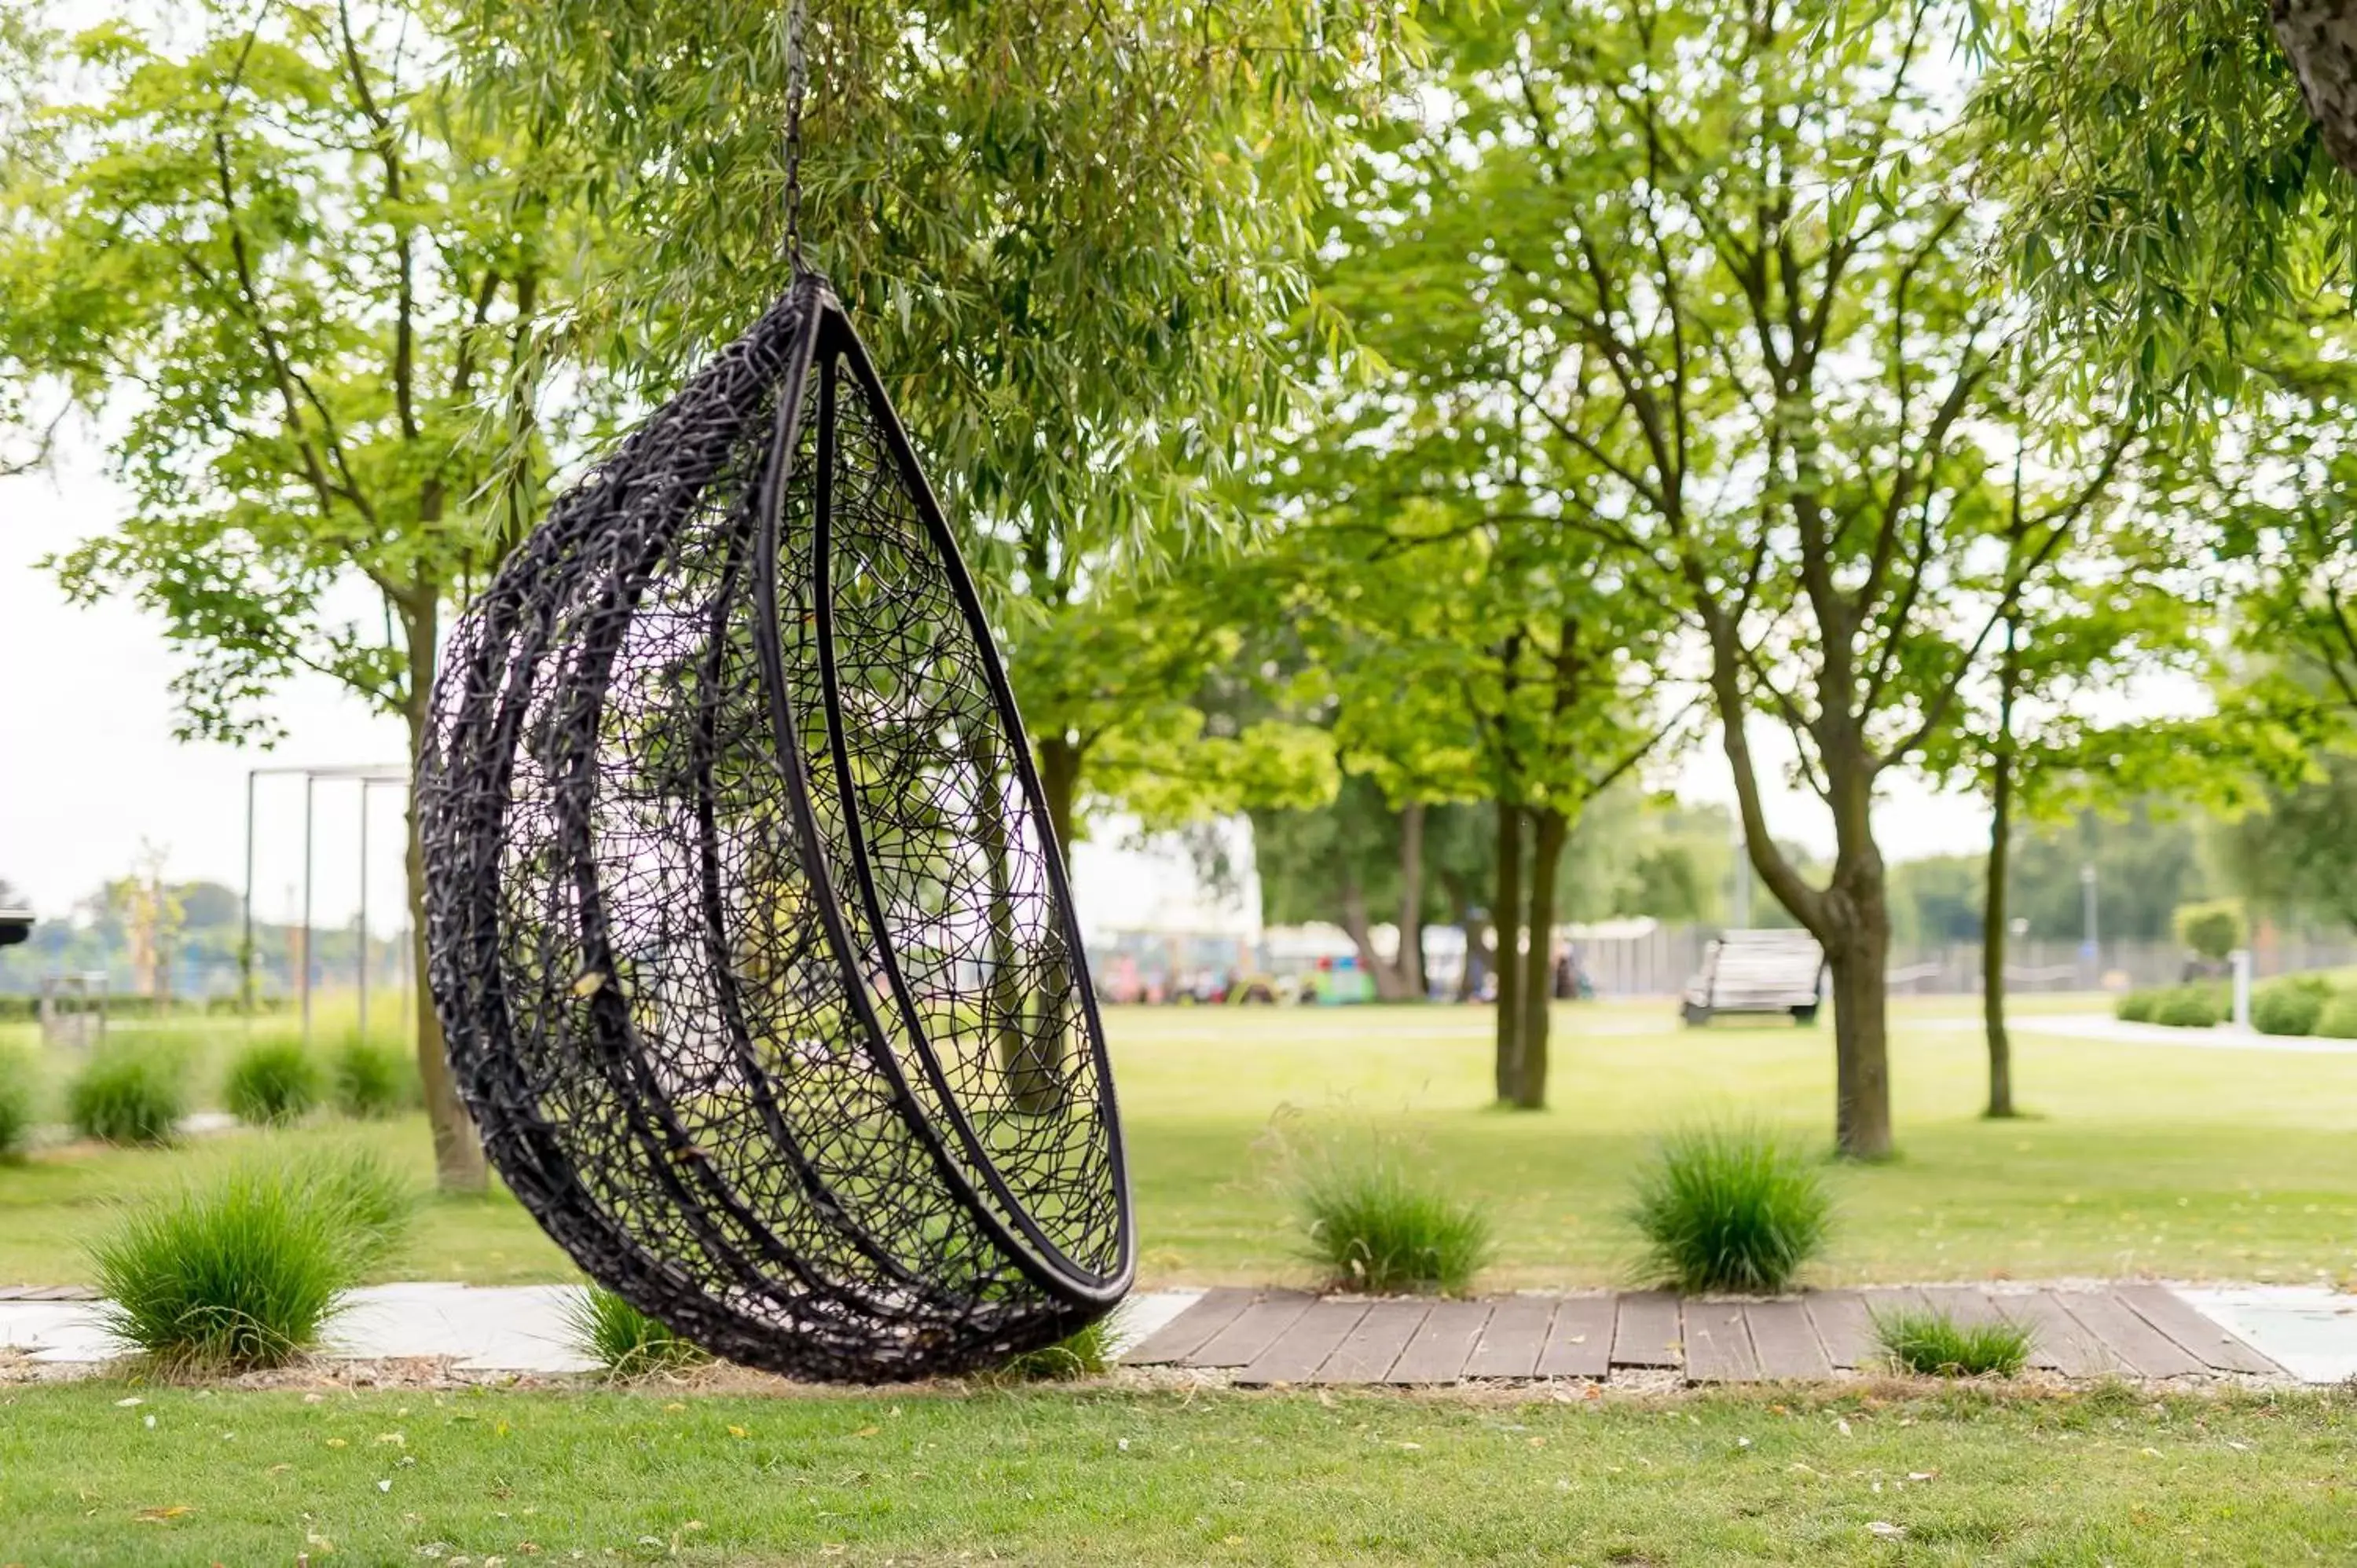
[2,1,606,1192]
[2216,749,2357,935]
[1338,0,2130,1154]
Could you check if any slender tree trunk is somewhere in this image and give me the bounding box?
[1395,800,1427,1000]
[1512,804,1567,1110]
[1983,624,2020,1119]
[402,595,488,1195]
[1493,800,1524,1104]
[1035,731,1083,876]
[972,726,1060,1112]
[1338,877,1407,1001]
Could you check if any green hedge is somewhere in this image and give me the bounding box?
[2253,978,2334,1038]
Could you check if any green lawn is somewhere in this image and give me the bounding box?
[5,997,2356,1288]
[2,1380,2352,1564]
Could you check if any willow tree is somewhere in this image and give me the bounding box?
[1,1,610,1191]
[450,0,1408,855]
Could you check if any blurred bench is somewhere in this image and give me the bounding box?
[1681,929,1824,1026]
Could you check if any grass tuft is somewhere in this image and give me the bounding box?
[1291,1143,1494,1295]
[563,1287,711,1379]
[1626,1125,1832,1293]
[328,1035,416,1119]
[86,1151,417,1373]
[223,1039,323,1127]
[1874,1307,2033,1377]
[0,1048,34,1160]
[992,1319,1114,1381]
[67,1047,186,1146]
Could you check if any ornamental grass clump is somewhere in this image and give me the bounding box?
[1292,1147,1494,1296]
[328,1035,416,1119]
[223,1039,324,1126]
[1627,1126,1832,1294]
[992,1319,1113,1382]
[1873,1307,2033,1378]
[87,1150,418,1373]
[564,1287,712,1379]
[67,1046,185,1146]
[0,1049,34,1160]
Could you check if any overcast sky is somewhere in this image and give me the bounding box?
[0,427,1999,932]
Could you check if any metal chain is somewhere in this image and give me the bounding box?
[783,0,807,273]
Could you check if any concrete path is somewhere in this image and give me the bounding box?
[2010,1015,2357,1054]
[4,1280,2347,1383]
[0,1282,1200,1375]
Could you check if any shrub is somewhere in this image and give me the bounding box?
[2319,994,2357,1040]
[87,1152,415,1372]
[1291,1147,1494,1295]
[564,1287,711,1378]
[2172,899,2247,964]
[1627,1126,1832,1294]
[328,1036,416,1119]
[2253,980,2331,1038]
[299,1147,419,1274]
[994,1320,1113,1382]
[0,1050,34,1160]
[67,1048,185,1145]
[2114,989,2159,1024]
[2151,986,2223,1029]
[1873,1308,2033,1377]
[224,1039,323,1127]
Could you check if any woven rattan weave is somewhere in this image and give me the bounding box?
[418,273,1133,1381]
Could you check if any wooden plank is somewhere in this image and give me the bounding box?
[1312,1300,1431,1384]
[1804,1290,1880,1370]
[2000,1291,2125,1377]
[2117,1286,2286,1376]
[1384,1301,1492,1385]
[1536,1295,1615,1379]
[21,1286,96,1302]
[1234,1299,1367,1385]
[1745,1299,1832,1379]
[0,1287,29,1302]
[1852,1288,1930,1372]
[1463,1298,1556,1380]
[1915,1285,2010,1327]
[1611,1291,1684,1368]
[2057,1290,2208,1379]
[1681,1300,1760,1383]
[1183,1291,1314,1368]
[1121,1288,1254,1365]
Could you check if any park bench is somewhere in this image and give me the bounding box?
[1680,929,1825,1026]
[0,907,30,949]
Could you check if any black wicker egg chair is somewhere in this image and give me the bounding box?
[417,271,1134,1382]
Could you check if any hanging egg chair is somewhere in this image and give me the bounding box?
[416,270,1134,1382]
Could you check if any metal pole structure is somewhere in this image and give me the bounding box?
[2079,863,2099,987]
[357,781,370,1046]
[302,773,316,1046]
[241,770,257,1017]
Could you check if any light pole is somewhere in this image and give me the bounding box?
[2079,863,2099,985]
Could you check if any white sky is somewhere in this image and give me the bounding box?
[0,428,2002,929]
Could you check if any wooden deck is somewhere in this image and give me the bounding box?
[1120,1286,2286,1385]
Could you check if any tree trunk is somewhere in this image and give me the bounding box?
[1395,800,1427,1000]
[1337,876,1409,1001]
[1824,877,1895,1160]
[1983,624,2020,1119]
[1512,804,1567,1110]
[1036,731,1083,877]
[2275,1,2357,178]
[972,726,1061,1112]
[402,596,488,1196]
[1493,800,1524,1104]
